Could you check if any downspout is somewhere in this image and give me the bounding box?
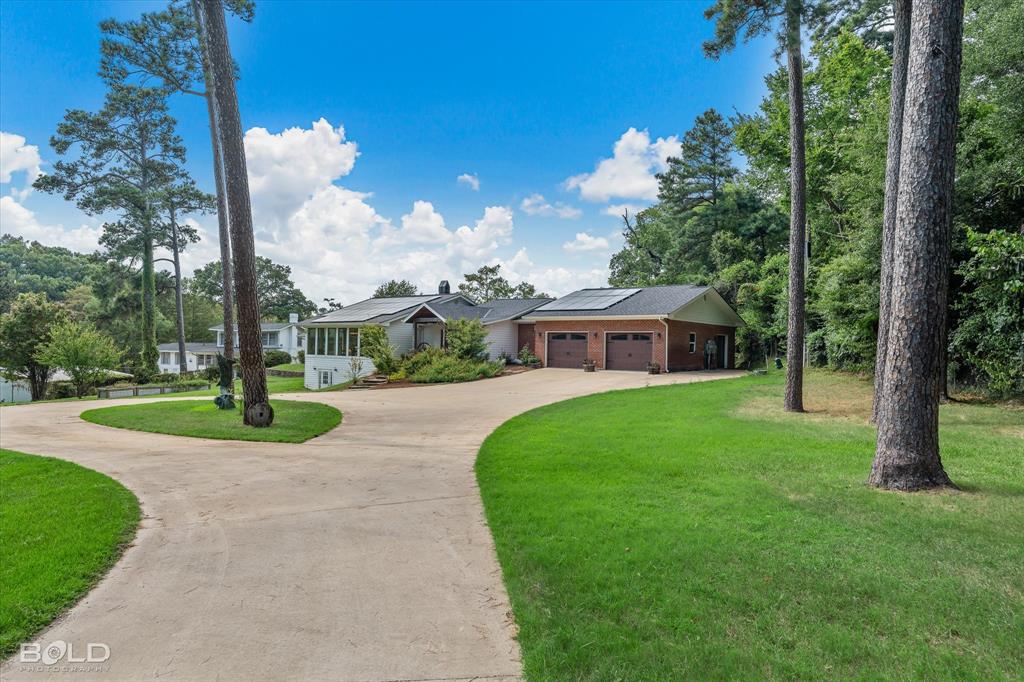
[662,318,670,372]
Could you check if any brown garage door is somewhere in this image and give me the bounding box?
[606,333,653,371]
[547,333,588,368]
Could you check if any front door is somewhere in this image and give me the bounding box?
[547,333,588,368]
[606,333,653,371]
[715,334,728,369]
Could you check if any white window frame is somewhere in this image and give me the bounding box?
[688,332,697,353]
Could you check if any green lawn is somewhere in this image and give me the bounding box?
[80,398,342,443]
[476,371,1024,681]
[0,449,140,658]
[272,363,305,372]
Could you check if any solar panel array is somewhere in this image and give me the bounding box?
[536,288,640,311]
[317,295,435,322]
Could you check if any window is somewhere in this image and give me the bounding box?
[320,370,331,387]
[551,333,567,340]
[688,332,697,353]
[348,328,359,356]
[307,329,316,355]
[569,333,587,341]
[634,334,651,341]
[609,334,628,341]
[326,328,337,356]
[160,352,170,365]
[197,354,206,367]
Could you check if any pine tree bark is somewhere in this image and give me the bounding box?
[141,229,159,375]
[192,0,234,362]
[169,206,189,374]
[198,0,271,426]
[869,0,964,491]
[784,0,806,413]
[872,0,912,424]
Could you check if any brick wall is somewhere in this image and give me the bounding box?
[665,319,736,370]
[533,319,667,370]
[516,323,536,357]
[531,318,737,371]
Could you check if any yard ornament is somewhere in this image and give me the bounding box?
[214,353,235,410]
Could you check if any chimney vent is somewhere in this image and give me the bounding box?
[438,280,450,294]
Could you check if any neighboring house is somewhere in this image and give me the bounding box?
[158,313,306,374]
[299,282,545,389]
[522,285,744,371]
[211,313,305,361]
[1,373,31,402]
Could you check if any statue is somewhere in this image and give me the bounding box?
[213,353,236,410]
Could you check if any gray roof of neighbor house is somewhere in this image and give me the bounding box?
[157,342,221,353]
[301,293,467,326]
[524,285,733,319]
[209,321,293,332]
[414,298,551,324]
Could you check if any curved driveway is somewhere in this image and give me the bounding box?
[1,368,742,681]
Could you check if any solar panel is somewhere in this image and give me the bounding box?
[537,288,640,311]
[315,296,436,322]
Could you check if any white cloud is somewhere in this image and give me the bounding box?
[494,247,608,297]
[1,131,43,201]
[0,195,103,253]
[563,232,610,253]
[519,193,582,219]
[448,205,514,263]
[457,173,480,191]
[244,118,358,232]
[377,200,450,246]
[602,203,645,218]
[565,127,679,203]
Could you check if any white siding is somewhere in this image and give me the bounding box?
[386,320,416,355]
[670,291,744,326]
[1,376,32,403]
[484,321,518,361]
[304,355,376,389]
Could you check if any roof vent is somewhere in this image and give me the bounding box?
[438,280,450,294]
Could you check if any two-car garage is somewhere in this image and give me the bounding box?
[545,331,654,370]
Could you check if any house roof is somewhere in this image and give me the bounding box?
[524,285,742,324]
[301,294,465,326]
[157,342,221,353]
[209,321,293,332]
[403,297,550,325]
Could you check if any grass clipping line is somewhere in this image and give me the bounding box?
[80,398,342,443]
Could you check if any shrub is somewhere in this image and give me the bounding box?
[401,347,446,375]
[409,355,503,384]
[46,381,79,399]
[264,349,292,367]
[297,349,305,364]
[360,325,398,374]
[518,344,539,365]
[446,319,489,360]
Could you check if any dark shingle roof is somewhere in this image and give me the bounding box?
[209,321,292,332]
[157,342,221,353]
[409,297,549,324]
[302,294,465,325]
[525,285,710,318]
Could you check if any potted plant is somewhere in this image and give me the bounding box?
[582,358,597,372]
[647,361,661,374]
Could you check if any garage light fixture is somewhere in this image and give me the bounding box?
[593,332,598,338]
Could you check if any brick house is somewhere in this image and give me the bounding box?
[521,285,744,372]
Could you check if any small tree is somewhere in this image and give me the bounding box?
[359,325,397,374]
[446,319,489,360]
[36,321,122,398]
[0,293,70,400]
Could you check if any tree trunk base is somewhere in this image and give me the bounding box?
[868,460,957,492]
[245,401,274,427]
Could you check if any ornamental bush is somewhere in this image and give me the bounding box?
[409,355,503,384]
[360,325,397,374]
[264,349,292,367]
[446,319,489,360]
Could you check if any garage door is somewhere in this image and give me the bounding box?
[547,333,588,368]
[606,333,653,371]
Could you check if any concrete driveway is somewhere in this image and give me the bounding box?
[1,368,743,681]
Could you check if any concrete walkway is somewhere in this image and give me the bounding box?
[1,368,743,681]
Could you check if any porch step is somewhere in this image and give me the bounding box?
[351,376,389,389]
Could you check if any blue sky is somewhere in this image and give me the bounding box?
[1,0,775,301]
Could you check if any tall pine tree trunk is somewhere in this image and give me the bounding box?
[198,0,271,426]
[784,0,806,413]
[192,0,234,362]
[169,207,189,374]
[141,228,159,376]
[870,0,964,491]
[872,0,912,424]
